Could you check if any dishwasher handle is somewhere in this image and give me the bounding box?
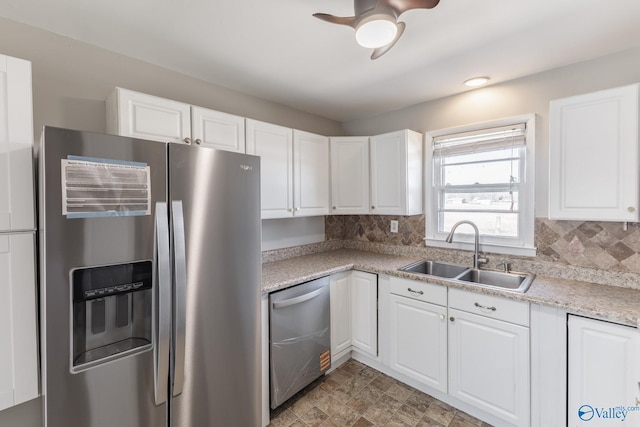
[272,286,329,310]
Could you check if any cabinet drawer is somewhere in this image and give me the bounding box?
[448,288,529,326]
[390,277,447,306]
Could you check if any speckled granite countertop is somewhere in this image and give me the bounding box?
[262,248,640,327]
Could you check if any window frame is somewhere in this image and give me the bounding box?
[424,114,537,257]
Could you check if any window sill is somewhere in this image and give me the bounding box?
[424,238,537,258]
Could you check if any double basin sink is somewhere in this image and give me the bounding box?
[399,260,535,293]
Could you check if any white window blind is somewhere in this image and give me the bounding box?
[426,116,535,256]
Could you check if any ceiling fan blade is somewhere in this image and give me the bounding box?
[312,13,359,29]
[382,0,440,16]
[370,21,405,60]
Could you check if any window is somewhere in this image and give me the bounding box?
[424,115,536,256]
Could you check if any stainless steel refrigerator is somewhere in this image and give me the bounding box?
[39,126,261,427]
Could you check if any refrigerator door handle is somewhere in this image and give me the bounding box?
[171,200,187,397]
[154,202,171,405]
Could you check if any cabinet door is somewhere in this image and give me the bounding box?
[0,55,35,232]
[351,271,377,357]
[389,294,447,393]
[107,87,191,144]
[330,137,370,215]
[370,130,423,216]
[246,120,293,219]
[549,84,639,221]
[191,107,245,153]
[293,130,330,216]
[0,234,38,411]
[330,272,352,360]
[448,308,530,426]
[568,315,640,426]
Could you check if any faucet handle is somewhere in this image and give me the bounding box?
[498,262,511,272]
[474,255,488,268]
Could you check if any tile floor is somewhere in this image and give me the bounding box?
[268,359,493,427]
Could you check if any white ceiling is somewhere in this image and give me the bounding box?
[2,0,640,122]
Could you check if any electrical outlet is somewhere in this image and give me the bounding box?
[390,220,399,233]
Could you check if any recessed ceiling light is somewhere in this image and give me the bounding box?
[464,77,490,87]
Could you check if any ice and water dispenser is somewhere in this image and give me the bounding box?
[71,261,153,372]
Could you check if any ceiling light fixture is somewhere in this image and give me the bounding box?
[464,77,490,87]
[355,15,397,48]
[313,0,440,60]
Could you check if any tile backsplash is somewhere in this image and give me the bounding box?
[325,215,640,274]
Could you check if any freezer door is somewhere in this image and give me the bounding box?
[168,144,261,427]
[40,127,168,427]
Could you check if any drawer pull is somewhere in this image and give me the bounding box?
[474,302,497,311]
[408,288,424,295]
[439,314,445,320]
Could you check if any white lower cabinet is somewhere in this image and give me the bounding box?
[448,289,530,427]
[384,280,531,426]
[448,308,530,426]
[329,271,378,362]
[351,271,378,357]
[330,272,352,360]
[0,233,38,411]
[389,293,447,393]
[568,315,640,426]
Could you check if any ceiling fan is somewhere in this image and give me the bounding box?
[313,0,441,59]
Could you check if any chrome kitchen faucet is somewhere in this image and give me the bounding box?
[445,220,487,269]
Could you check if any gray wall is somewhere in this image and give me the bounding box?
[0,18,344,138]
[342,47,640,217]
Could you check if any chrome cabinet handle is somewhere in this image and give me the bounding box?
[371,206,375,209]
[408,288,424,295]
[332,206,336,210]
[183,137,191,144]
[449,316,455,322]
[474,302,497,311]
[439,314,445,320]
[194,138,202,145]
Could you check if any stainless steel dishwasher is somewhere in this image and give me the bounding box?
[269,276,331,409]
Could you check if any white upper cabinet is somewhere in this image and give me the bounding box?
[0,55,35,232]
[370,129,423,216]
[247,119,329,219]
[549,84,640,221]
[330,137,370,215]
[247,119,293,218]
[293,130,330,216]
[107,87,245,152]
[191,107,245,152]
[568,315,640,426]
[107,88,191,144]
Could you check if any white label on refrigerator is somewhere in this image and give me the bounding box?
[61,156,151,218]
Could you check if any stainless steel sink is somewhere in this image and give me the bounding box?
[455,269,535,293]
[399,260,535,293]
[399,260,468,278]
